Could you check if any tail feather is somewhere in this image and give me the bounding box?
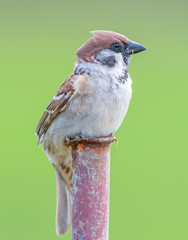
[55,168,72,236]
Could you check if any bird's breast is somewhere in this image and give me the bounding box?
[69,74,132,137]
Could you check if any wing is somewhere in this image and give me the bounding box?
[35,74,76,144]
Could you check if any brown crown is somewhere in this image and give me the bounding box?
[76,30,130,63]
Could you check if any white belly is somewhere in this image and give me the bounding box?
[77,80,132,137]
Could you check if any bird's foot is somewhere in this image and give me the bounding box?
[109,133,118,144]
[75,133,85,139]
[109,133,114,138]
[65,136,70,145]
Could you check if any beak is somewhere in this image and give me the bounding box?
[125,41,147,55]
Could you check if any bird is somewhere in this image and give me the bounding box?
[35,30,146,236]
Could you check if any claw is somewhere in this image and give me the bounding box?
[109,133,118,145]
[65,136,70,145]
[109,133,114,138]
[79,133,85,139]
[75,133,85,139]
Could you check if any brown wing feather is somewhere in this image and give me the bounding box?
[35,74,77,144]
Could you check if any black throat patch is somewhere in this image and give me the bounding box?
[96,54,116,67]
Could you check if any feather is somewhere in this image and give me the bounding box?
[35,74,77,144]
[55,168,72,236]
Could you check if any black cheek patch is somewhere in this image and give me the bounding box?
[101,55,116,67]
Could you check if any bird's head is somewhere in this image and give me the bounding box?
[76,30,147,68]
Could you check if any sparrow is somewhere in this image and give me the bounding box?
[35,30,146,236]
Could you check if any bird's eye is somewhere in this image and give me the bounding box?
[112,42,121,50]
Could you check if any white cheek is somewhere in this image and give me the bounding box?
[93,51,126,80]
[75,49,129,93]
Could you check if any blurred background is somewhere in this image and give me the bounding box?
[0,0,188,239]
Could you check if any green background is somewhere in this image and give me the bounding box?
[0,0,188,239]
